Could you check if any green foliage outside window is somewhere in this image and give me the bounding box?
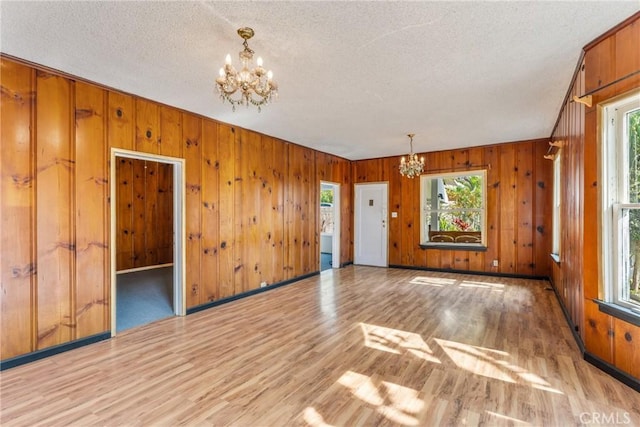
[627,109,640,302]
[320,189,334,204]
[437,175,483,232]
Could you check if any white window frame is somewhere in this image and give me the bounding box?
[552,150,561,258]
[601,90,640,314]
[420,170,487,247]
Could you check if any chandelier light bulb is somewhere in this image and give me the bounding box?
[219,68,225,77]
[215,27,278,112]
[399,134,425,178]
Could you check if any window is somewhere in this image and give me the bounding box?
[420,170,487,247]
[552,150,561,259]
[602,91,640,313]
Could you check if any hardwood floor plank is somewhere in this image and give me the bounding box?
[1,266,639,426]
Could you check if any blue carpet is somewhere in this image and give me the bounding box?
[321,252,332,271]
[116,267,174,332]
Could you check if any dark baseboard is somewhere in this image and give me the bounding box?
[547,278,640,390]
[0,332,110,371]
[584,352,640,392]
[387,264,549,281]
[186,271,320,315]
[340,261,353,268]
[547,279,585,353]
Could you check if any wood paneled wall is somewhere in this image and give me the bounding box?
[0,57,353,360]
[352,139,552,277]
[551,13,640,379]
[115,158,173,271]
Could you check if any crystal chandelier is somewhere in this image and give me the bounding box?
[215,27,278,112]
[399,134,424,178]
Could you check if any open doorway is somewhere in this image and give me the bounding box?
[320,182,341,272]
[110,149,185,335]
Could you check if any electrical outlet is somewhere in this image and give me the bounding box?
[492,259,499,267]
[260,281,268,288]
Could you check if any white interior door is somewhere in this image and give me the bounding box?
[354,182,388,267]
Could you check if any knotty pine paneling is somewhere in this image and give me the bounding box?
[217,123,235,299]
[285,144,318,279]
[354,139,552,277]
[499,145,517,274]
[615,18,640,82]
[261,136,283,285]
[131,158,146,267]
[200,120,220,302]
[551,13,640,380]
[107,92,134,150]
[116,158,134,270]
[550,61,584,339]
[183,114,203,307]
[1,56,353,362]
[115,157,173,271]
[235,128,262,292]
[534,140,552,285]
[135,99,159,154]
[156,162,174,263]
[0,60,36,359]
[159,106,182,158]
[74,82,109,338]
[584,299,613,364]
[35,70,74,350]
[143,160,159,266]
[613,318,640,379]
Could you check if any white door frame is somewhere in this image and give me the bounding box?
[354,182,388,267]
[320,181,341,270]
[110,148,186,336]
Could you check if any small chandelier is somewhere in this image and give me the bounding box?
[399,134,424,178]
[215,27,278,112]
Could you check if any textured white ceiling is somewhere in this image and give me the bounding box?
[1,1,638,160]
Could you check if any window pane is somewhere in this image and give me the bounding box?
[421,170,486,245]
[425,210,482,232]
[628,108,640,203]
[443,175,483,209]
[621,208,640,307]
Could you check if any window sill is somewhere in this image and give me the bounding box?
[419,244,487,252]
[550,253,561,265]
[596,300,640,327]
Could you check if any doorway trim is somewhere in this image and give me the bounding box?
[109,148,186,336]
[320,181,341,270]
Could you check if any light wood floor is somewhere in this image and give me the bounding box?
[1,266,639,426]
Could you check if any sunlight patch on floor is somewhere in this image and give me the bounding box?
[485,411,532,425]
[409,276,457,287]
[360,323,442,363]
[409,276,504,292]
[337,370,423,425]
[303,407,335,427]
[435,338,563,394]
[459,280,505,291]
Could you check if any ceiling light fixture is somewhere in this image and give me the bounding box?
[399,134,424,178]
[216,27,278,112]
